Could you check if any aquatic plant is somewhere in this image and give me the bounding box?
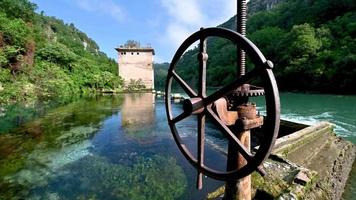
[56,126,98,146]
[39,154,187,200]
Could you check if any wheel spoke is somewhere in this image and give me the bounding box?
[171,111,190,124]
[198,35,207,98]
[172,71,197,97]
[192,33,207,189]
[206,106,253,161]
[197,113,205,189]
[203,67,260,106]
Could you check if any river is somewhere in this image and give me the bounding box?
[0,93,354,199]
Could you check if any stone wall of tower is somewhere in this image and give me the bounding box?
[118,50,154,89]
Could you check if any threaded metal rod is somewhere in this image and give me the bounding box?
[237,0,247,77]
[224,0,250,199]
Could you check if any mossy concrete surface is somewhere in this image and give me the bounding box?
[207,122,355,200]
[273,122,355,200]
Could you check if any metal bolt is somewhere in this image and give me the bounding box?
[265,60,274,69]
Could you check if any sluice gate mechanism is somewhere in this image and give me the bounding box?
[165,1,281,199]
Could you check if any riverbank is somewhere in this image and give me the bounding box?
[207,122,355,199]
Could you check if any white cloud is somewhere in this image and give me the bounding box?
[75,0,125,22]
[161,0,204,27]
[160,0,237,57]
[209,0,237,25]
[166,23,191,48]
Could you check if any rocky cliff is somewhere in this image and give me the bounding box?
[248,0,285,14]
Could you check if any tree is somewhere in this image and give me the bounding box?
[0,0,37,22]
[124,40,140,48]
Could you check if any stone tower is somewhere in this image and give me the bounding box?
[115,42,155,89]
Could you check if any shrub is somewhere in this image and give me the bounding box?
[36,42,77,67]
[0,13,31,47]
[126,79,146,92]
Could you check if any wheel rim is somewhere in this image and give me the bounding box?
[165,27,280,181]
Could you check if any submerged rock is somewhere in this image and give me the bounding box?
[29,139,93,170]
[1,139,93,199]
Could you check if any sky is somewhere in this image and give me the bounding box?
[30,0,238,63]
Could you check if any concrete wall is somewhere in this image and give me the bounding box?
[118,50,154,89]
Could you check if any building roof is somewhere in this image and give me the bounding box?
[115,47,155,55]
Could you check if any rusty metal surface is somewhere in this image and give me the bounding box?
[164,27,281,181]
[234,84,265,97]
[226,0,251,195]
[197,31,207,190]
[213,98,238,126]
[239,116,264,131]
[237,103,257,119]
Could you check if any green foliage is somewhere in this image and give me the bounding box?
[167,0,356,94]
[126,79,146,92]
[30,61,79,99]
[124,40,140,48]
[249,26,286,59]
[288,24,322,57]
[0,66,11,82]
[0,0,123,105]
[0,13,31,47]
[154,62,169,89]
[92,71,123,90]
[0,13,31,70]
[0,75,37,104]
[0,0,37,22]
[0,46,23,68]
[36,42,77,67]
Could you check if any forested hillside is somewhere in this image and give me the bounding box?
[0,0,122,105]
[154,62,169,89]
[172,0,356,94]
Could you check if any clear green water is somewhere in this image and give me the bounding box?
[0,94,225,199]
[278,93,356,143]
[0,93,355,199]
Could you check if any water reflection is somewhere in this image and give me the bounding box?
[122,93,155,127]
[121,93,157,143]
[0,94,224,199]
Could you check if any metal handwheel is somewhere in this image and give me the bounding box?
[165,27,280,181]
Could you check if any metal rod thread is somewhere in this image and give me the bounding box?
[237,0,247,77]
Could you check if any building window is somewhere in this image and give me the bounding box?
[131,52,134,55]
[137,52,139,55]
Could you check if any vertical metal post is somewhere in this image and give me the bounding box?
[197,29,207,190]
[224,0,251,200]
[236,0,251,195]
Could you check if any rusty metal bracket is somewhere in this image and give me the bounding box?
[238,116,264,131]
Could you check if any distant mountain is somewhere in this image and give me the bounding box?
[169,0,356,94]
[219,0,284,30]
[248,0,284,14]
[154,62,169,90]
